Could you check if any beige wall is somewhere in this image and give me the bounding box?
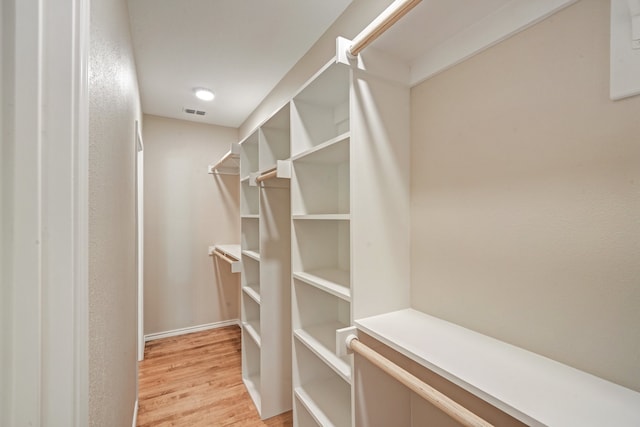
[143,114,240,335]
[239,0,394,139]
[88,0,141,424]
[410,0,640,391]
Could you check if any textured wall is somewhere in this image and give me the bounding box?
[410,0,640,391]
[143,114,240,335]
[88,0,141,424]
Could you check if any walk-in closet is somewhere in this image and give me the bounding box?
[3,0,639,426]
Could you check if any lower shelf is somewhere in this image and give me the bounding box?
[243,375,262,414]
[243,321,261,347]
[294,377,351,427]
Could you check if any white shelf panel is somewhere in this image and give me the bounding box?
[355,309,640,427]
[243,375,262,414]
[210,244,241,273]
[293,269,350,301]
[241,214,259,219]
[242,286,261,305]
[294,397,321,427]
[291,132,350,163]
[242,250,260,262]
[243,321,261,348]
[292,214,350,221]
[294,377,351,427]
[295,323,351,383]
[214,244,240,260]
[208,148,240,175]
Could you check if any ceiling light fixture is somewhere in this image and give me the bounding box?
[194,88,215,101]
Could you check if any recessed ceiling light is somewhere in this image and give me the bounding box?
[194,88,214,101]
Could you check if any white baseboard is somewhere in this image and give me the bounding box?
[132,399,138,427]
[144,319,240,342]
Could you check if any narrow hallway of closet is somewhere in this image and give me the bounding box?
[130,1,640,426]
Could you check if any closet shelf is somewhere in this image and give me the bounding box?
[294,377,351,427]
[294,324,351,383]
[291,132,350,163]
[241,214,259,219]
[208,144,240,175]
[242,250,261,262]
[292,214,350,221]
[208,244,241,273]
[243,375,262,411]
[243,321,261,347]
[293,270,350,301]
[242,286,261,304]
[354,309,640,427]
[213,244,241,260]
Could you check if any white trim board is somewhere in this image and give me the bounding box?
[144,319,240,342]
[131,399,138,427]
[1,0,90,425]
[409,0,578,86]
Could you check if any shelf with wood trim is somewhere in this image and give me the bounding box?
[209,244,241,273]
[208,143,240,175]
[355,309,640,427]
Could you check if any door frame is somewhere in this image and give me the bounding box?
[135,120,145,361]
[1,0,90,424]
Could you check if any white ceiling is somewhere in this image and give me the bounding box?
[371,0,510,63]
[128,0,352,128]
[128,0,533,129]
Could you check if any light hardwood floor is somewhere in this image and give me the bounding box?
[137,325,293,426]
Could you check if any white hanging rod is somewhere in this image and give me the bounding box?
[346,335,494,427]
[255,168,278,183]
[213,249,239,265]
[349,0,422,56]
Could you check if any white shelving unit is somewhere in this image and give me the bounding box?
[234,36,640,427]
[239,104,292,420]
[289,48,411,426]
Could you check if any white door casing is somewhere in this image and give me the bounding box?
[1,0,90,425]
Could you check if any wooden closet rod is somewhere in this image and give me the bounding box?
[349,0,422,56]
[255,168,278,183]
[346,336,494,427]
[213,249,238,265]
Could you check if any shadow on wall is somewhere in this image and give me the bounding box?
[212,256,240,320]
[211,172,241,321]
[213,173,240,220]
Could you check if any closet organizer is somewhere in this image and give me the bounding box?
[235,38,411,424]
[230,36,640,427]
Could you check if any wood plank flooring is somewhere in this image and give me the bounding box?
[137,325,293,426]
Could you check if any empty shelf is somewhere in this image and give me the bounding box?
[294,323,351,383]
[293,269,350,301]
[294,377,351,427]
